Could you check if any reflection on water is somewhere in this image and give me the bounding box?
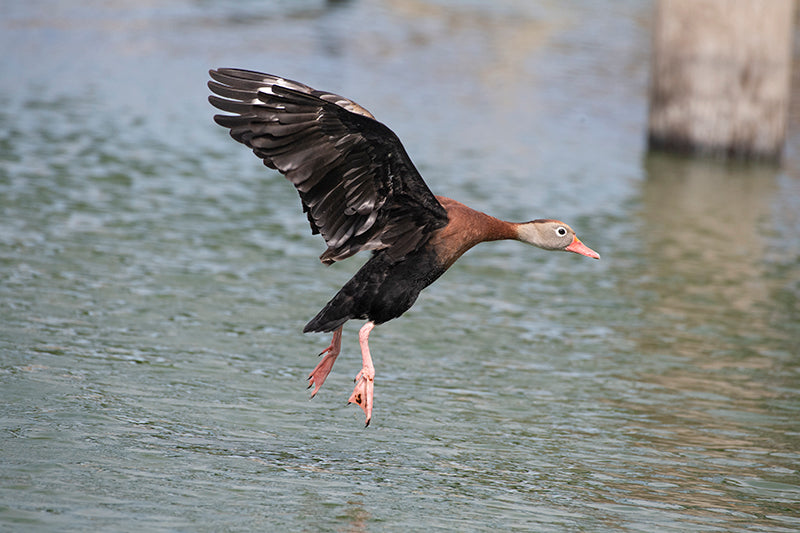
[595,152,800,523]
[642,154,778,315]
[1,1,799,532]
[636,152,796,366]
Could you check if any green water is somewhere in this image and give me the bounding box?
[2,1,799,531]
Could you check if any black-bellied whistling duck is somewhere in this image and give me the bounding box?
[208,68,600,426]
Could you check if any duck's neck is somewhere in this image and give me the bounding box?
[430,197,520,268]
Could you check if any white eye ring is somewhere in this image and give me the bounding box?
[556,226,567,237]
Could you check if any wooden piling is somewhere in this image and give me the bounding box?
[647,0,796,161]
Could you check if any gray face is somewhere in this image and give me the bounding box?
[535,220,576,250]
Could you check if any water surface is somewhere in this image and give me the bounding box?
[2,1,799,531]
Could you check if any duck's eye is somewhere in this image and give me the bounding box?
[556,226,567,237]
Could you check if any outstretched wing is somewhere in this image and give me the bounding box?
[208,68,448,264]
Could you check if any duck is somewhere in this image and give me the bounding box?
[208,68,600,426]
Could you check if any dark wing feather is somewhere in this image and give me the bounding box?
[208,68,448,264]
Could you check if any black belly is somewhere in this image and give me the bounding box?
[303,247,447,333]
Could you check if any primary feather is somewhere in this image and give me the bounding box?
[208,68,448,265]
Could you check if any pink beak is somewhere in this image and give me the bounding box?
[565,236,600,259]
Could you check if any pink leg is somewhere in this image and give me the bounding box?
[307,326,343,398]
[348,321,376,426]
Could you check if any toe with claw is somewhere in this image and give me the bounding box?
[348,365,375,426]
[306,326,342,398]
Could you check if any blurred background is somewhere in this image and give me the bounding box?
[1,1,798,531]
